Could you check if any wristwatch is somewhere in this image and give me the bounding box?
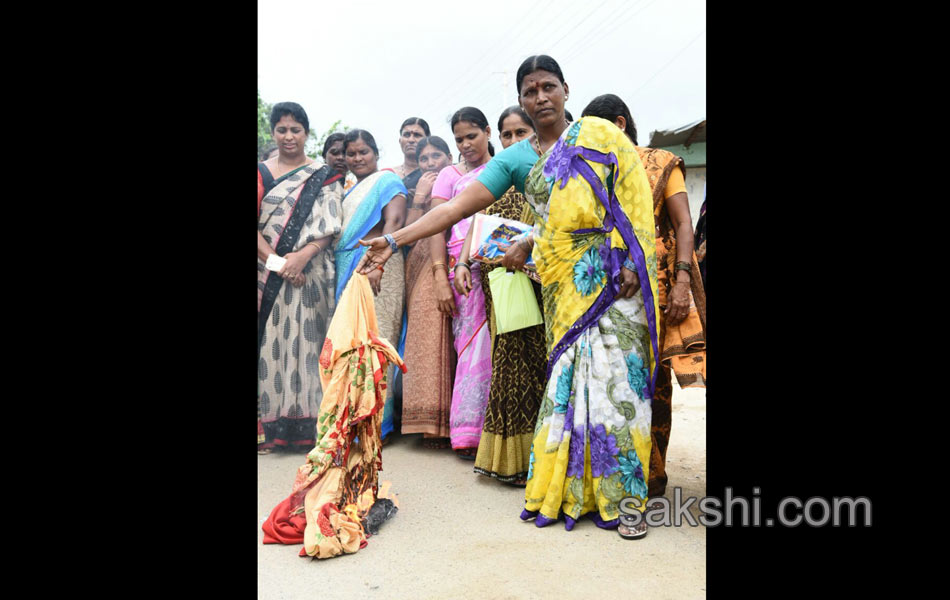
[384,233,399,252]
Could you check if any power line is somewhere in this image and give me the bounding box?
[418,0,548,117]
[560,0,658,65]
[628,29,705,101]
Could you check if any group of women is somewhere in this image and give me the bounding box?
[259,54,706,545]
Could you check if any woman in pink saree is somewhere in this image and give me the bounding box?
[427,107,496,458]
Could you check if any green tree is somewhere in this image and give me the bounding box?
[307,119,351,159]
[258,90,273,158]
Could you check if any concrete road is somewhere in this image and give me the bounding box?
[258,385,706,599]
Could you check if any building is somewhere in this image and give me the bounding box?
[648,119,705,227]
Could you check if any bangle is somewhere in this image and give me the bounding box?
[674,261,692,274]
[623,257,637,272]
[431,261,446,274]
[307,241,322,251]
[384,233,399,252]
[455,262,471,272]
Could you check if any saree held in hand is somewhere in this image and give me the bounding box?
[262,273,406,559]
[433,163,493,450]
[477,117,659,530]
[636,146,707,497]
[334,170,408,440]
[258,163,343,449]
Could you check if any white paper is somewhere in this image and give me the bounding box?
[265,254,287,272]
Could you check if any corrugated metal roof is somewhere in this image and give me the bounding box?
[649,119,706,148]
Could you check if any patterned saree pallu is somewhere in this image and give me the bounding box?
[521,117,659,529]
[262,274,406,559]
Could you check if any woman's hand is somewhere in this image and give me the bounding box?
[615,266,641,299]
[367,267,383,295]
[278,251,310,281]
[291,273,306,288]
[434,274,458,316]
[501,238,531,272]
[356,238,394,274]
[453,265,472,297]
[665,280,691,324]
[415,171,438,202]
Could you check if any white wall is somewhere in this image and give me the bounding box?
[684,167,706,229]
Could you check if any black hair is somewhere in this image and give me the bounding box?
[564,109,574,122]
[497,105,534,132]
[415,135,452,161]
[581,93,638,145]
[269,101,309,132]
[322,132,345,159]
[260,144,278,161]
[515,55,566,93]
[400,117,431,137]
[342,129,379,158]
[449,106,495,157]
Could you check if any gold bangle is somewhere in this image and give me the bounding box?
[307,241,322,251]
[431,261,447,274]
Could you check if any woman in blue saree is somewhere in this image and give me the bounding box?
[336,129,408,441]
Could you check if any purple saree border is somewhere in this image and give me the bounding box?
[541,141,660,398]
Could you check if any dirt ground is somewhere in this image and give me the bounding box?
[258,384,706,599]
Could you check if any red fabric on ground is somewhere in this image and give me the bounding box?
[261,495,306,544]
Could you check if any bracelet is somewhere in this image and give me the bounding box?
[307,241,322,252]
[455,261,471,272]
[431,261,446,274]
[623,257,637,272]
[674,261,692,274]
[384,233,399,252]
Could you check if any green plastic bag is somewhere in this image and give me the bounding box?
[487,268,543,334]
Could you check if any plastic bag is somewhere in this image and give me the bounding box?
[487,268,543,334]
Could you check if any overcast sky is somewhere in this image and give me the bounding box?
[258,0,705,168]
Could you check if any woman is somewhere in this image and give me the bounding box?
[390,117,430,179]
[455,106,546,485]
[258,102,345,453]
[357,56,658,539]
[323,133,357,194]
[582,94,707,499]
[335,129,408,441]
[401,137,457,447]
[427,107,496,458]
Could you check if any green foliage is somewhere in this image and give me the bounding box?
[258,90,273,158]
[307,119,351,160]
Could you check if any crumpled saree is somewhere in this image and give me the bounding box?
[262,273,406,559]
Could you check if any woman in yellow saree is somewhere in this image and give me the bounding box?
[357,55,658,539]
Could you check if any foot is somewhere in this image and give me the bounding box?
[257,446,273,455]
[422,438,450,450]
[617,521,648,539]
[455,447,477,460]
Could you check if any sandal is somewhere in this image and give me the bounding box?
[617,521,648,540]
[455,448,477,461]
[421,438,450,450]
